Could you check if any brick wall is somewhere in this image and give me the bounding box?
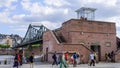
[43,19,118,62]
[43,30,91,62]
[62,19,117,61]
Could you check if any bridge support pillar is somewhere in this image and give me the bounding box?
[28,44,33,53]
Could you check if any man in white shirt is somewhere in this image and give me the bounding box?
[89,52,95,66]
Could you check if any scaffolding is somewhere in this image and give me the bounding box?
[75,7,96,20]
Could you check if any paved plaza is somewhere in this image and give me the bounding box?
[1,62,120,68]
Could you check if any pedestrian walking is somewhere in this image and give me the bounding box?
[94,52,98,63]
[18,50,23,66]
[59,53,67,68]
[17,54,21,68]
[13,54,19,68]
[52,51,58,66]
[105,53,108,62]
[89,52,95,66]
[111,51,115,62]
[70,55,74,64]
[65,52,69,66]
[73,52,77,67]
[108,53,111,62]
[76,53,80,64]
[80,55,85,64]
[29,53,34,68]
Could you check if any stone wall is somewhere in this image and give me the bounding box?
[43,19,117,62]
[0,49,15,55]
[43,30,91,63]
[61,19,117,61]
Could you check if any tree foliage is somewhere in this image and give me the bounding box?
[0,44,10,48]
[32,44,42,47]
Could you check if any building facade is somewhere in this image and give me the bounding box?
[4,36,13,47]
[0,34,22,47]
[43,18,117,62]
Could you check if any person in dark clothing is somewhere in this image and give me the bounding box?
[108,53,111,62]
[52,51,58,66]
[73,52,77,67]
[111,51,115,62]
[29,53,34,68]
[13,54,19,68]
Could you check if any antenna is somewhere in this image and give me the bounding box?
[75,7,96,20]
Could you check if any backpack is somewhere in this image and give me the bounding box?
[52,54,56,59]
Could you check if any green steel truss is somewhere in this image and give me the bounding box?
[12,24,48,48]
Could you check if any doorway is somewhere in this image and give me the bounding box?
[46,47,48,61]
[91,45,101,61]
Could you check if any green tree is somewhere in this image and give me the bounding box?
[0,44,10,48]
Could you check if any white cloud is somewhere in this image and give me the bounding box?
[10,24,28,32]
[30,3,56,15]
[12,14,26,21]
[44,0,71,7]
[21,1,69,16]
[20,0,70,23]
[0,11,13,23]
[13,28,27,32]
[63,9,69,15]
[41,21,61,30]
[102,16,120,27]
[21,0,31,10]
[0,0,17,8]
[0,0,18,24]
[0,12,24,24]
[80,0,117,7]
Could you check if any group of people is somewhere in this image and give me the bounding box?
[12,50,116,68]
[71,52,81,67]
[105,51,115,62]
[13,50,23,68]
[52,51,85,68]
[13,51,34,68]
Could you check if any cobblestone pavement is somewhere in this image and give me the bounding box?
[1,62,120,68]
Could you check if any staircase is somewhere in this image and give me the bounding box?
[52,30,66,43]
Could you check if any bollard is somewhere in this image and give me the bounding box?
[4,60,7,65]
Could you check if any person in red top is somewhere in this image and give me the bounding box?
[18,54,21,65]
[18,50,23,66]
[65,52,69,66]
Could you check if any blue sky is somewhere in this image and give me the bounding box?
[0,0,120,37]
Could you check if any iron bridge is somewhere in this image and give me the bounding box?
[12,24,48,48]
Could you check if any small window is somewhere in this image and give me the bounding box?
[105,42,111,47]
